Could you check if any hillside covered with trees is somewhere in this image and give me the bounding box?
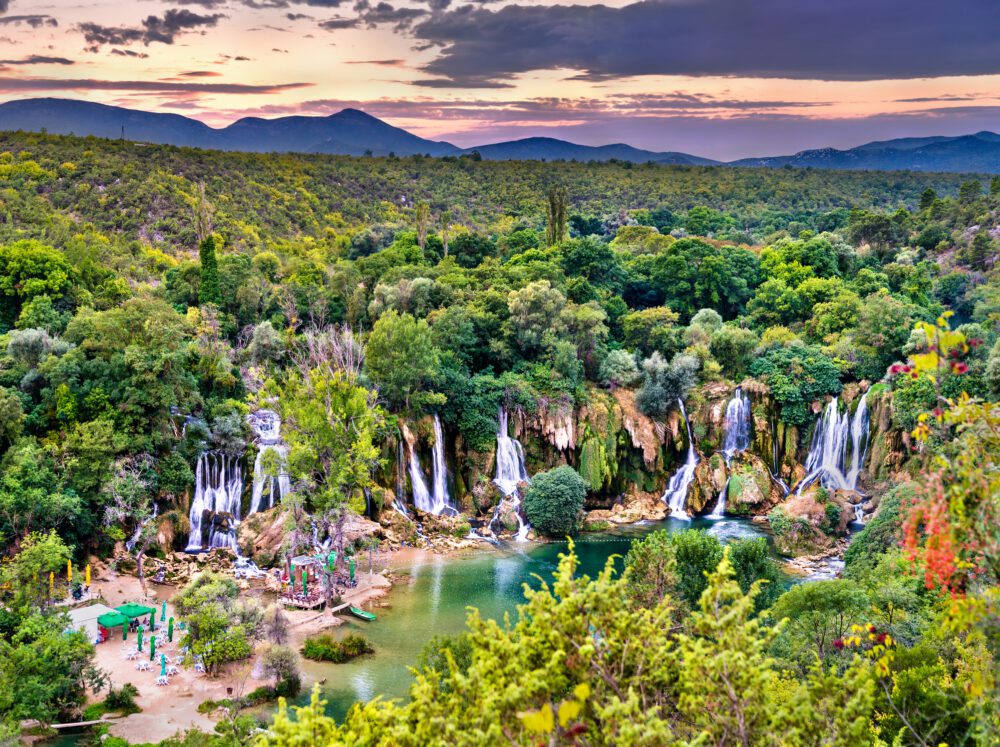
[0,131,998,745]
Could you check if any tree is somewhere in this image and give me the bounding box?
[0,530,72,609]
[769,579,870,666]
[546,186,568,246]
[366,311,441,409]
[439,211,451,258]
[0,240,75,329]
[414,201,430,252]
[635,352,699,418]
[259,644,301,694]
[102,455,157,592]
[523,466,587,536]
[199,235,222,306]
[0,439,80,544]
[622,306,682,358]
[749,344,842,425]
[505,280,567,357]
[599,349,640,388]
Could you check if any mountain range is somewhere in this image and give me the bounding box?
[1,98,998,173]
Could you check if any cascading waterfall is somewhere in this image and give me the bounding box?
[662,400,699,519]
[490,407,532,541]
[410,415,455,515]
[248,409,291,515]
[769,420,791,496]
[795,394,870,495]
[186,452,244,552]
[710,388,752,519]
[392,441,411,518]
[720,387,752,463]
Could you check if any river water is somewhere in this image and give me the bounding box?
[300,516,768,720]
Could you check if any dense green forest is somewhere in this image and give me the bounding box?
[0,131,998,744]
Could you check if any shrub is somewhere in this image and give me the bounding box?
[635,352,699,417]
[599,349,640,388]
[301,633,374,663]
[522,465,588,537]
[727,537,783,612]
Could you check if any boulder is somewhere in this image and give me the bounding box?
[725,454,782,515]
[689,452,727,514]
[585,488,668,524]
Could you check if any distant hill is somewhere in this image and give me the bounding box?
[0,98,997,172]
[0,98,458,157]
[731,132,1000,173]
[464,136,718,165]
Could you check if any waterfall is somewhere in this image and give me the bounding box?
[494,407,530,496]
[709,478,730,519]
[392,441,411,518]
[490,407,532,541]
[768,419,791,496]
[248,410,291,515]
[795,394,870,494]
[186,452,244,552]
[721,387,751,463]
[410,415,455,515]
[662,400,699,519]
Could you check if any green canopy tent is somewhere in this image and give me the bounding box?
[116,603,155,620]
[97,611,129,638]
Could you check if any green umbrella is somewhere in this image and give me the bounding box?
[122,624,127,641]
[150,610,156,631]
[289,564,295,591]
[150,636,156,662]
[167,617,174,642]
[161,600,166,620]
[302,571,308,595]
[160,653,167,676]
[138,626,144,652]
[327,552,336,571]
[349,558,355,583]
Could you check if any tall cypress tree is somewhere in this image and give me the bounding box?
[199,235,221,306]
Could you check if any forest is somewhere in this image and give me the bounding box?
[0,130,998,745]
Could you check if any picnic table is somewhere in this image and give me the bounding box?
[166,665,180,676]
[135,661,151,672]
[125,651,140,661]
[155,676,169,686]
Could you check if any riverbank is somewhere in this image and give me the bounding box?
[79,557,393,743]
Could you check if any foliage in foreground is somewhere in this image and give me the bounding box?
[262,545,879,746]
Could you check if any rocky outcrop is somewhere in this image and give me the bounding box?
[689,452,727,514]
[725,454,783,515]
[768,485,852,556]
[584,488,668,524]
[613,388,665,469]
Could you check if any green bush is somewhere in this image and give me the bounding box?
[301,633,374,663]
[522,465,588,536]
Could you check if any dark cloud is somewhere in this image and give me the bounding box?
[318,16,359,29]
[0,77,312,95]
[111,49,150,58]
[410,0,1000,87]
[0,55,75,65]
[0,15,58,28]
[287,12,312,20]
[345,58,406,67]
[176,71,223,77]
[79,9,225,49]
[354,0,426,29]
[0,0,9,12]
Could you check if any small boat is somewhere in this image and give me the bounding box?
[349,606,377,622]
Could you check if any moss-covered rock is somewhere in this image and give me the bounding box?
[725,454,780,516]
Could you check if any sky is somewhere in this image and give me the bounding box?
[0,0,998,160]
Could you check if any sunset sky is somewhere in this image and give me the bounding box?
[1,0,998,159]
